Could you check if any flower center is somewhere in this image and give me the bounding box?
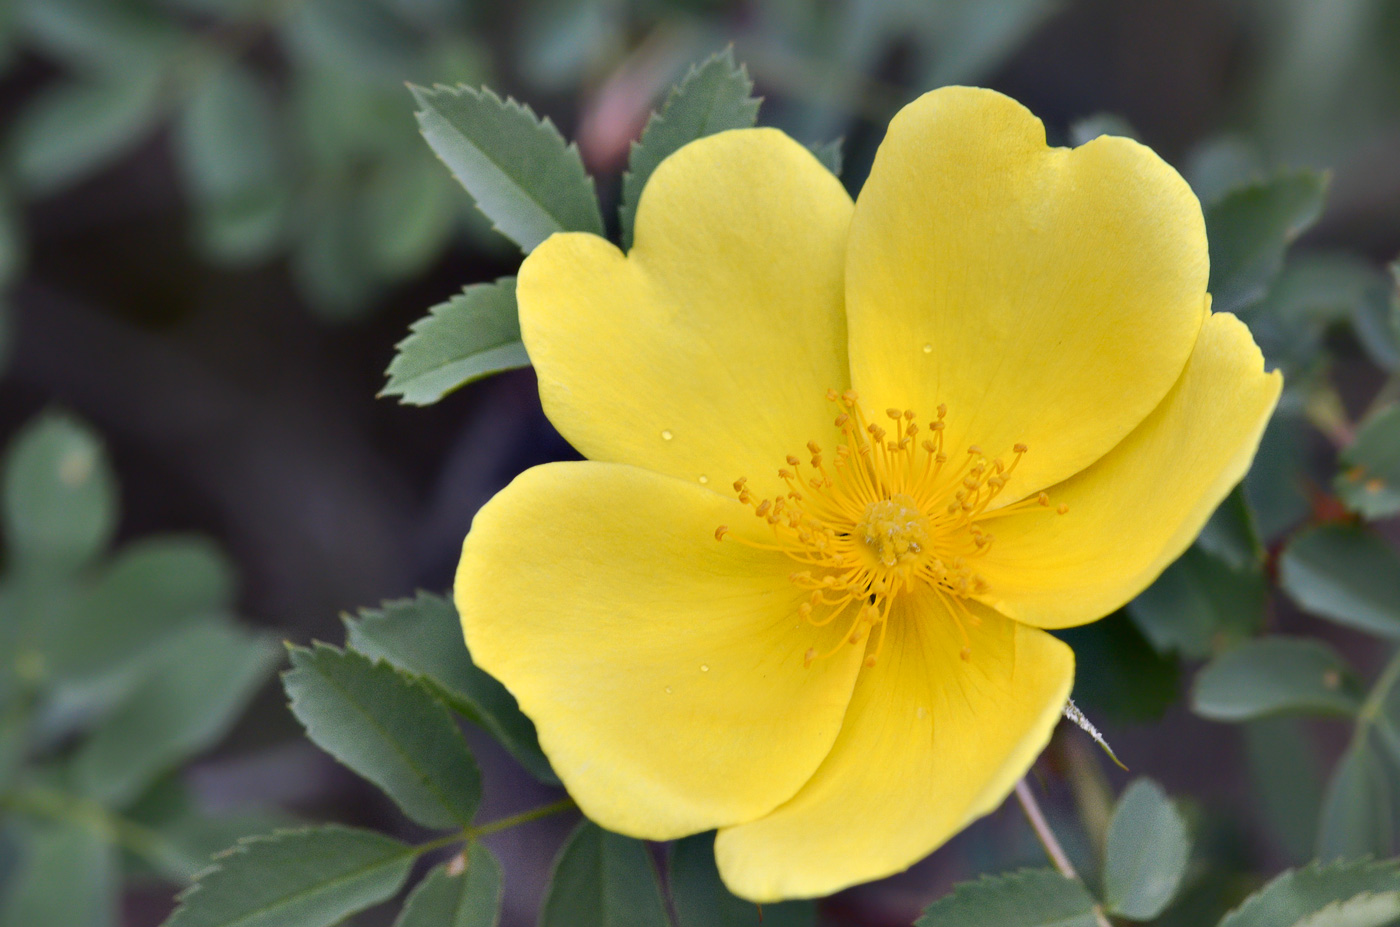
[858,494,929,569]
[715,390,1067,668]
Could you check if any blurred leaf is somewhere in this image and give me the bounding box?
[344,591,555,784]
[291,191,379,321]
[163,826,415,927]
[1317,741,1393,862]
[914,868,1100,927]
[540,822,669,927]
[916,0,1059,89]
[1335,405,1400,520]
[0,182,23,288]
[1197,489,1263,572]
[2,412,116,577]
[1103,779,1191,920]
[175,64,287,264]
[1128,547,1266,659]
[1054,612,1180,722]
[71,621,278,808]
[1244,717,1324,864]
[1280,524,1400,639]
[1246,253,1392,374]
[284,0,425,85]
[47,535,236,681]
[1244,405,1312,542]
[382,278,528,406]
[284,643,482,829]
[1192,637,1363,722]
[358,158,455,279]
[0,821,117,927]
[413,83,602,252]
[1068,113,1138,146]
[1185,135,1265,205]
[670,832,815,927]
[9,67,163,197]
[807,138,843,178]
[1219,860,1400,927]
[619,49,761,249]
[15,0,179,71]
[124,778,295,883]
[394,846,502,927]
[1206,171,1328,315]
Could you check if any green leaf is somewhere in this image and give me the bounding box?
[1244,717,1325,864]
[71,621,279,807]
[1128,547,1266,659]
[1219,859,1400,927]
[1245,407,1312,542]
[670,832,815,927]
[283,644,482,829]
[174,64,287,264]
[46,535,237,681]
[0,822,117,927]
[394,846,502,927]
[1197,488,1263,572]
[1280,524,1400,639]
[412,83,602,252]
[163,826,415,927]
[382,278,529,406]
[808,138,843,178]
[1102,779,1191,920]
[914,868,1101,927]
[539,822,669,927]
[1317,742,1393,862]
[618,49,761,249]
[344,592,555,784]
[1336,405,1400,520]
[1054,612,1180,722]
[1245,253,1394,374]
[9,68,163,197]
[2,412,116,577]
[1192,637,1363,722]
[1206,171,1329,314]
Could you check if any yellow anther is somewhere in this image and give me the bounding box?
[733,477,748,492]
[967,445,983,456]
[755,500,771,517]
[778,468,793,479]
[1038,492,1050,506]
[804,648,817,667]
[786,455,801,467]
[1057,503,1070,515]
[826,388,840,401]
[842,390,859,404]
[834,413,849,427]
[1013,443,1028,454]
[959,647,971,662]
[715,525,729,541]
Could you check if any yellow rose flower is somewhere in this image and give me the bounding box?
[454,86,1281,901]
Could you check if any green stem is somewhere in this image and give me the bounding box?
[1015,780,1114,927]
[468,797,576,839]
[1356,647,1400,737]
[0,784,197,879]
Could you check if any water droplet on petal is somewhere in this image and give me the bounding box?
[665,686,673,694]
[661,430,674,441]
[916,706,928,720]
[698,475,708,484]
[699,664,709,673]
[922,343,933,354]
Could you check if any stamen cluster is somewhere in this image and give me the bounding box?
[716,390,1066,667]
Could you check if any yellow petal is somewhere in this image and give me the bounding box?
[455,461,864,840]
[517,129,853,497]
[845,86,1208,497]
[974,312,1282,628]
[714,595,1073,902]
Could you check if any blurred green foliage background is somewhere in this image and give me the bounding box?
[1,0,1400,925]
